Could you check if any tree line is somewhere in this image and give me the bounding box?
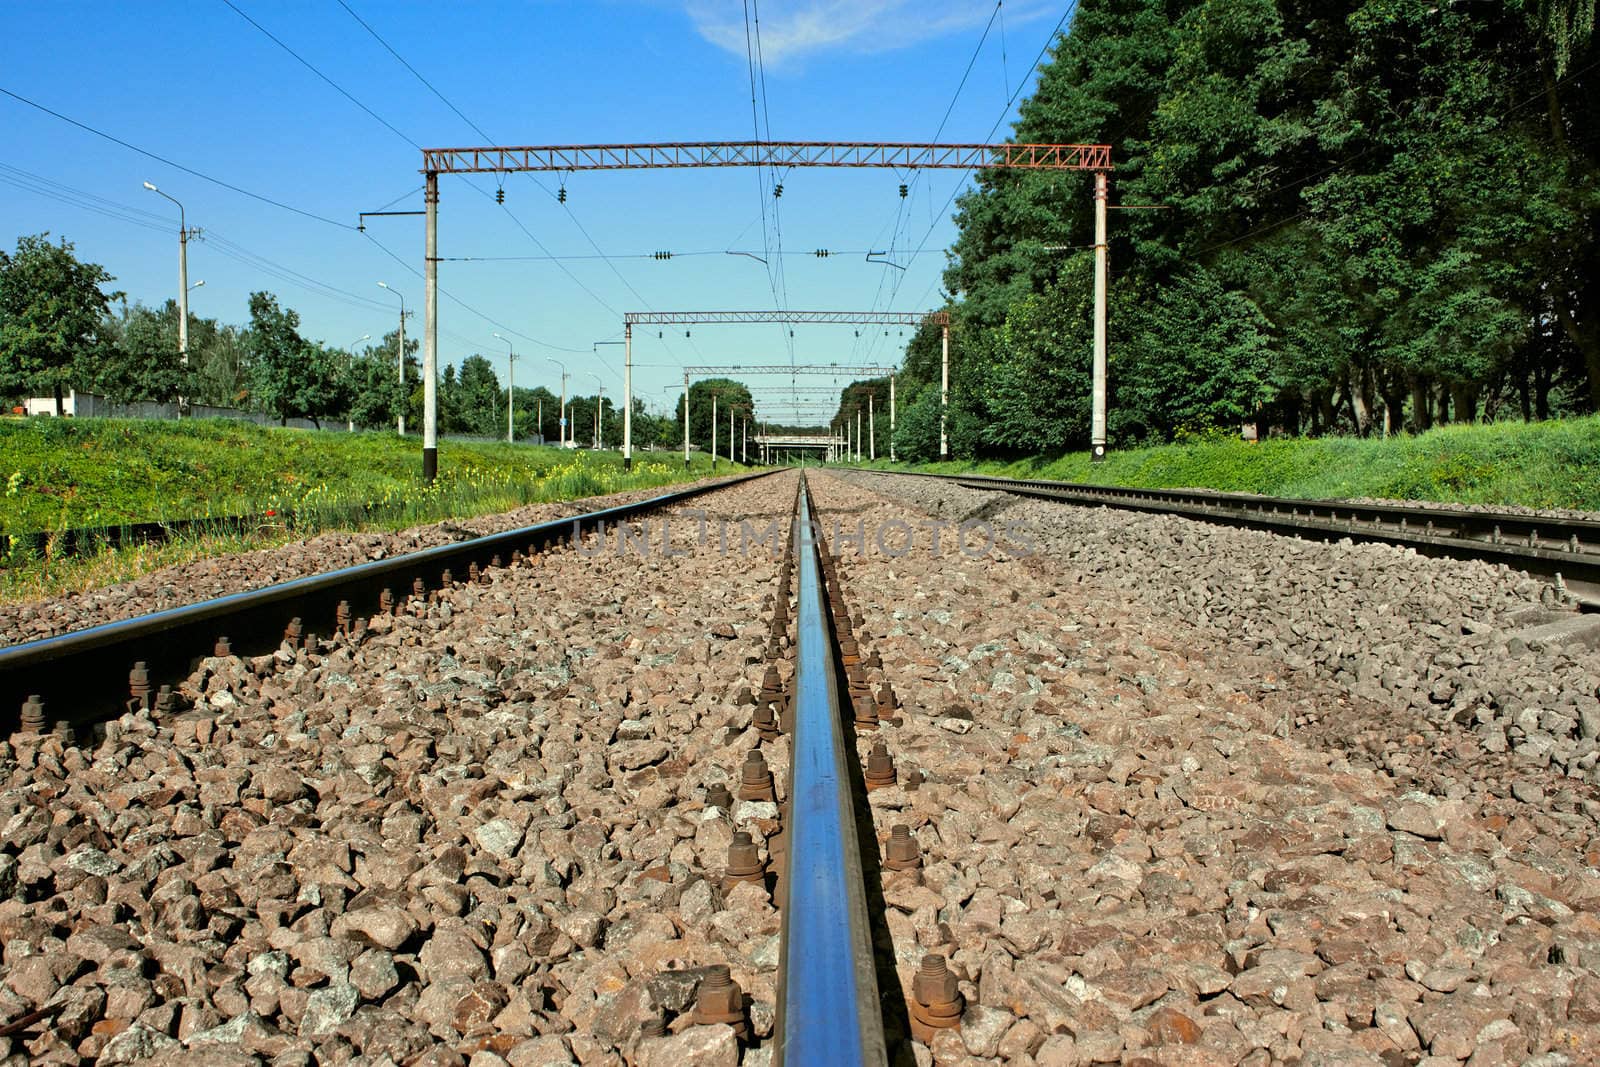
[865,0,1598,461]
[0,232,665,444]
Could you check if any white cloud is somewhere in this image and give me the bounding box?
[685,0,1059,66]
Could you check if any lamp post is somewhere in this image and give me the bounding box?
[377,282,407,435]
[546,358,569,447]
[493,333,518,443]
[588,372,604,448]
[593,341,625,454]
[142,181,197,413]
[345,335,370,431]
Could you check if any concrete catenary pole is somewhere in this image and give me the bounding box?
[1091,169,1109,462]
[423,171,439,481]
[589,373,604,448]
[729,402,735,468]
[711,391,718,472]
[868,393,875,461]
[682,372,691,469]
[940,322,950,459]
[889,373,897,462]
[623,323,633,469]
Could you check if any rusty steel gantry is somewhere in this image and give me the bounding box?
[414,141,1111,480]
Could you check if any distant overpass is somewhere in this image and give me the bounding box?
[755,432,846,463]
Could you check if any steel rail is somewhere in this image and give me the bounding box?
[860,470,1600,606]
[1,472,774,731]
[775,475,887,1066]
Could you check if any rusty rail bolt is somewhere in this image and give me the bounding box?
[738,749,776,802]
[19,695,46,734]
[884,825,922,872]
[735,686,756,707]
[854,694,879,730]
[864,649,882,668]
[412,576,427,599]
[690,965,748,1038]
[511,549,524,566]
[440,568,454,589]
[214,636,233,657]
[379,588,395,615]
[865,739,897,790]
[753,702,779,742]
[876,683,900,712]
[283,618,304,646]
[155,685,178,716]
[909,954,964,1044]
[128,661,154,710]
[490,553,503,570]
[706,782,734,810]
[53,720,76,746]
[335,600,352,636]
[468,562,480,584]
[905,768,924,791]
[758,665,783,702]
[723,831,766,891]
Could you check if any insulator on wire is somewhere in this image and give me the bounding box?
[495,186,505,204]
[898,183,908,198]
[814,249,830,257]
[557,186,567,203]
[773,183,783,198]
[654,251,672,260]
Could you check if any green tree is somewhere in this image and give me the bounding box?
[96,301,192,405]
[0,234,121,413]
[244,292,344,427]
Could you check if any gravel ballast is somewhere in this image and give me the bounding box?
[808,469,1600,1065]
[0,475,753,650]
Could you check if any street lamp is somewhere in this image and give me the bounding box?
[377,282,407,435]
[345,336,369,432]
[587,372,604,449]
[142,181,196,411]
[546,358,569,448]
[188,280,205,292]
[493,333,518,444]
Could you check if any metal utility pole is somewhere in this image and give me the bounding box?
[494,333,518,443]
[588,373,604,448]
[143,182,198,413]
[1091,169,1109,462]
[940,320,950,459]
[423,171,439,481]
[547,358,569,447]
[377,282,408,436]
[856,407,863,462]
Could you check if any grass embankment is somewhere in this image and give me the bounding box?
[849,416,1600,511]
[0,418,741,601]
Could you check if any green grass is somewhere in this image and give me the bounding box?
[0,417,743,600]
[844,416,1600,511]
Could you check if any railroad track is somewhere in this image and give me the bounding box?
[7,467,1600,1063]
[0,472,774,735]
[864,469,1600,607]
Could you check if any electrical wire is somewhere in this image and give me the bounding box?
[0,86,354,229]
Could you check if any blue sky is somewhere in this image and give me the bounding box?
[1,1,1071,425]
